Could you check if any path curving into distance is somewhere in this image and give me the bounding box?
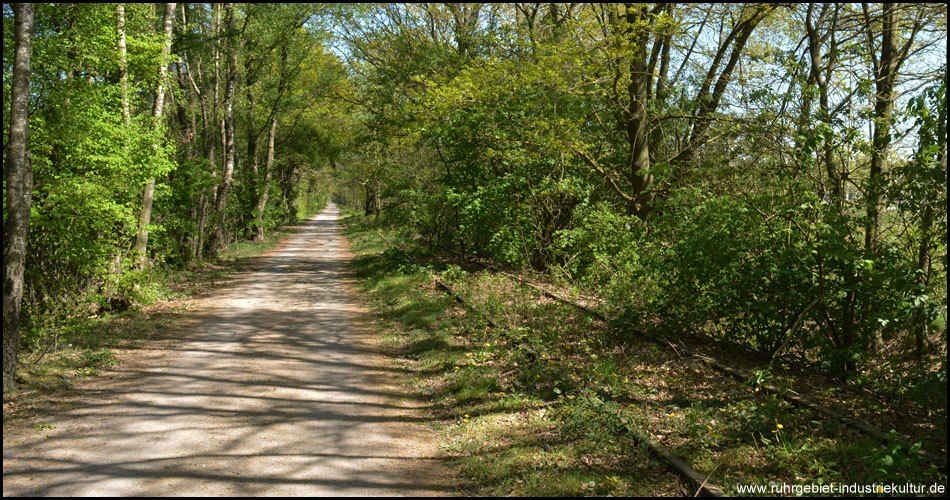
[3,203,448,496]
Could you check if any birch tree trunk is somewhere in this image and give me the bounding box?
[3,3,34,394]
[134,3,177,268]
[210,3,238,259]
[254,117,278,241]
[117,4,131,127]
[108,3,132,277]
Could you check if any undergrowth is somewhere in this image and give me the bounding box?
[342,211,948,496]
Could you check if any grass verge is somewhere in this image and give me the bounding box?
[341,211,948,496]
[343,213,684,496]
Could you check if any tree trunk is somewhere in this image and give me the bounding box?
[254,117,278,241]
[911,203,934,363]
[117,4,131,127]
[280,160,297,222]
[177,53,199,265]
[805,3,844,206]
[246,84,260,239]
[654,5,673,100]
[63,5,78,108]
[624,4,654,220]
[210,3,238,259]
[911,108,945,364]
[3,3,34,394]
[108,3,132,278]
[364,183,377,216]
[134,3,177,268]
[195,192,209,259]
[864,3,901,253]
[672,5,772,169]
[196,2,221,261]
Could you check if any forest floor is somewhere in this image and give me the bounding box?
[2,203,452,496]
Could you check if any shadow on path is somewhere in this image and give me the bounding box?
[2,204,450,496]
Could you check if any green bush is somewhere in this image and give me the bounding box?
[553,201,655,308]
[556,389,628,440]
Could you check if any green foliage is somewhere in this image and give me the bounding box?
[4,3,345,372]
[110,268,164,307]
[554,201,651,306]
[647,188,817,353]
[20,3,179,328]
[557,389,628,440]
[77,348,118,377]
[905,365,948,424]
[867,432,930,484]
[343,205,947,495]
[326,4,947,390]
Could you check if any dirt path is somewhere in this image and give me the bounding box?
[2,204,450,496]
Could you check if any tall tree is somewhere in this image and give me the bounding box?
[209,2,238,258]
[254,116,278,240]
[575,4,775,220]
[667,3,776,169]
[622,4,655,220]
[862,2,921,252]
[3,3,35,394]
[134,3,177,267]
[803,3,843,204]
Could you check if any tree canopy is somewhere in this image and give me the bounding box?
[3,3,947,404]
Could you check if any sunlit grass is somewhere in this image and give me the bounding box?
[342,210,948,495]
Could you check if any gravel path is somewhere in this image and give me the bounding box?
[2,204,449,496]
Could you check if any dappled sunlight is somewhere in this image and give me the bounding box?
[3,206,449,496]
